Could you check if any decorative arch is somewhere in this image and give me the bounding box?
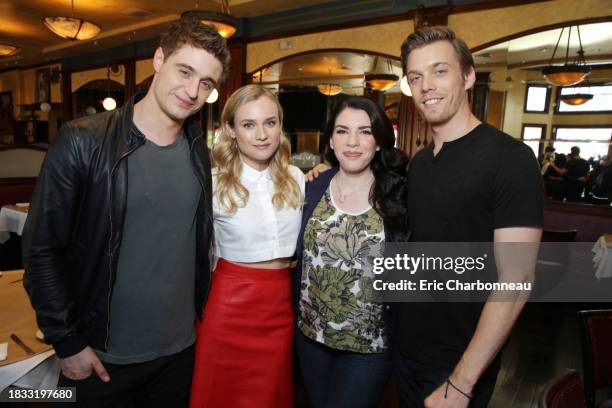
[248,48,401,77]
[72,79,125,117]
[470,16,612,53]
[450,0,612,50]
[73,79,124,93]
[246,19,412,73]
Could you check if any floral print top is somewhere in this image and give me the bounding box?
[298,186,388,353]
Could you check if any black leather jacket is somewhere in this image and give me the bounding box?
[22,95,214,358]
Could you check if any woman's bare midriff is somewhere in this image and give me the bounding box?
[231,257,293,269]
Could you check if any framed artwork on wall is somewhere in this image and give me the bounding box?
[0,91,15,141]
[36,68,51,103]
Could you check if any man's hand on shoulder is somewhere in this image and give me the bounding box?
[304,163,331,182]
[59,346,110,382]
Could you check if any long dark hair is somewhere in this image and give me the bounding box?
[324,96,409,223]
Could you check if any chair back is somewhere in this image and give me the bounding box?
[578,309,612,408]
[539,369,587,408]
[542,229,578,242]
[534,229,578,297]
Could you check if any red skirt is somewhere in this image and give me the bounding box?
[190,259,294,408]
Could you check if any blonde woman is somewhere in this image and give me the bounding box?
[190,84,304,408]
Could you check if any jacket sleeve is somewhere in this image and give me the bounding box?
[22,123,89,358]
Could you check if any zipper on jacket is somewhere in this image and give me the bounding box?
[104,141,143,350]
[189,135,214,310]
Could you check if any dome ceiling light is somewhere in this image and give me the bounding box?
[317,83,343,96]
[182,0,238,39]
[0,44,19,57]
[44,0,101,41]
[541,25,591,87]
[559,93,593,106]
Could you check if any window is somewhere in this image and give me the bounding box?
[551,127,611,160]
[524,85,551,113]
[556,84,612,113]
[522,124,546,158]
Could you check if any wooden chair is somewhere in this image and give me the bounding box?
[534,229,578,297]
[539,369,587,408]
[578,310,612,408]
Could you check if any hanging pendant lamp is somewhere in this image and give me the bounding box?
[44,0,101,41]
[182,0,238,39]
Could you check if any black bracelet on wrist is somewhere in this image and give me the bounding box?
[444,377,474,400]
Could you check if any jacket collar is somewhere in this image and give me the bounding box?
[121,93,204,147]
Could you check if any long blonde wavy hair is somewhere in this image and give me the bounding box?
[212,84,302,214]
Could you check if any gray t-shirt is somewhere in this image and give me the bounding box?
[97,128,200,364]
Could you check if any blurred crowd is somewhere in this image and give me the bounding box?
[541,145,612,204]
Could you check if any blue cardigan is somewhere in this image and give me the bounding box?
[292,166,339,314]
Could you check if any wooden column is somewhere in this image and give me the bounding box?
[218,39,247,113]
[124,60,136,100]
[472,72,491,122]
[60,67,73,123]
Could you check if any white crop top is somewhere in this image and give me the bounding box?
[212,162,305,263]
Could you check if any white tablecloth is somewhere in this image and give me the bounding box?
[592,235,612,279]
[0,351,59,393]
[0,206,28,244]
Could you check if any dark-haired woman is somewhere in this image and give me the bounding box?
[293,96,410,408]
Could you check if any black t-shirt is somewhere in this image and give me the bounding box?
[564,157,589,182]
[398,123,543,369]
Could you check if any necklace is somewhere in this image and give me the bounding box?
[334,174,373,203]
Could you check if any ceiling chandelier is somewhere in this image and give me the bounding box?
[317,83,343,96]
[0,44,19,57]
[559,93,593,106]
[365,58,399,91]
[182,0,239,39]
[44,0,101,41]
[541,25,591,87]
[365,73,399,91]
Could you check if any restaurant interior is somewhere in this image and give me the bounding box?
[0,0,611,406]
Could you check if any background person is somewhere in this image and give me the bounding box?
[563,146,590,201]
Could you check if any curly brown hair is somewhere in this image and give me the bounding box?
[160,18,231,81]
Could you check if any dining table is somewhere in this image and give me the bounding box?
[0,269,59,394]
